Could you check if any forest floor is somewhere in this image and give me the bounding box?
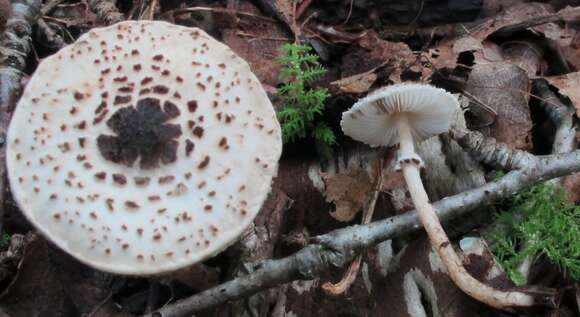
[0,1,579,317]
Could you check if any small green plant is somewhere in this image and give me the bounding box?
[276,43,335,159]
[486,182,580,285]
[0,232,10,249]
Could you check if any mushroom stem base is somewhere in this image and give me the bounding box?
[401,163,536,310]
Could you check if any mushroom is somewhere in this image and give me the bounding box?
[341,84,535,310]
[6,21,282,275]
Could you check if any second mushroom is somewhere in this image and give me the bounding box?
[341,84,537,311]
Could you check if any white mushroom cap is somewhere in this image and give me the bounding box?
[340,84,459,147]
[6,21,282,275]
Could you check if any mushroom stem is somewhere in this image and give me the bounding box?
[397,117,416,158]
[396,120,536,310]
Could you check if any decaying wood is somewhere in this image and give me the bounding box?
[0,0,41,235]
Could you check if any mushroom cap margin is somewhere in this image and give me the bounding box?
[340,83,459,147]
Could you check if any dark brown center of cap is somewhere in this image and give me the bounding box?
[97,97,182,169]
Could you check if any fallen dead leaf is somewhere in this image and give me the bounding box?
[562,173,580,203]
[330,68,379,94]
[428,2,565,70]
[466,62,533,150]
[357,31,418,83]
[545,71,580,116]
[321,169,373,222]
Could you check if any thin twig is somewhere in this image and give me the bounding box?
[144,145,580,316]
[86,292,113,317]
[295,0,313,20]
[40,0,67,15]
[340,0,354,26]
[494,6,580,37]
[168,6,276,23]
[147,0,158,20]
[236,31,291,42]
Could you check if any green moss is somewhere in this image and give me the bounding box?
[486,182,580,285]
[276,43,335,159]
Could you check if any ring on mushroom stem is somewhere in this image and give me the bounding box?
[6,21,282,275]
[341,83,537,310]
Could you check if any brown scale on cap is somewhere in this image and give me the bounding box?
[141,77,153,85]
[134,176,150,186]
[197,156,210,169]
[158,175,175,184]
[185,140,194,157]
[125,201,140,209]
[6,21,282,276]
[106,199,114,211]
[112,173,127,185]
[192,126,204,138]
[148,195,161,202]
[218,137,229,150]
[187,100,197,112]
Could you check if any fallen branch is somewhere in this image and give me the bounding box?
[0,0,41,235]
[533,79,576,155]
[449,128,535,170]
[146,136,580,317]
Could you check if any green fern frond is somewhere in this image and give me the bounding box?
[276,43,336,158]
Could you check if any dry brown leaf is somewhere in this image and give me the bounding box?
[330,70,378,94]
[466,62,533,150]
[321,169,373,222]
[357,31,418,83]
[428,2,561,70]
[545,71,580,116]
[562,173,580,203]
